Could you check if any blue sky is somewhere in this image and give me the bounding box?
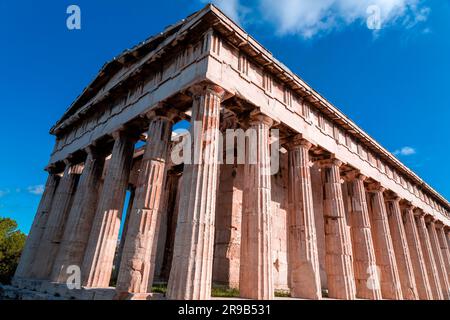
[0,0,449,233]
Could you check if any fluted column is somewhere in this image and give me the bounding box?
[436,223,450,282]
[116,114,173,299]
[426,217,450,299]
[166,85,223,300]
[286,136,321,299]
[51,146,106,283]
[238,111,274,300]
[367,183,402,299]
[385,194,418,299]
[415,210,443,299]
[81,130,136,288]
[14,171,60,280]
[344,172,381,300]
[402,205,432,300]
[447,229,450,256]
[31,161,81,279]
[318,158,356,300]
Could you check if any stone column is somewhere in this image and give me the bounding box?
[426,217,450,299]
[402,205,433,300]
[31,161,81,279]
[116,114,173,299]
[14,171,60,281]
[286,135,321,299]
[51,146,106,283]
[318,158,356,300]
[344,172,381,300]
[166,85,223,300]
[238,111,274,300]
[81,130,136,288]
[415,211,443,299]
[447,229,450,256]
[436,223,450,282]
[367,183,402,300]
[385,194,418,299]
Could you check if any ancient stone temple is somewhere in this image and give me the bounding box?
[7,4,450,300]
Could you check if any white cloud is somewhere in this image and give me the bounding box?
[205,0,430,38]
[27,185,45,195]
[394,146,416,156]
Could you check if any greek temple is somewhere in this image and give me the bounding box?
[8,4,450,300]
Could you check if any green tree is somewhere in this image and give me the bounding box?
[0,218,26,284]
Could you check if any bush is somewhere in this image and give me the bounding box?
[0,218,26,284]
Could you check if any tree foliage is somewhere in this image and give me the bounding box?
[0,217,26,284]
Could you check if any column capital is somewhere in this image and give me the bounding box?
[367,182,385,193]
[424,214,436,224]
[413,208,425,217]
[189,83,226,100]
[316,157,343,169]
[112,128,140,143]
[400,201,415,211]
[286,134,313,150]
[384,192,401,203]
[84,145,109,159]
[342,170,366,182]
[249,110,274,127]
[144,108,180,123]
[435,221,444,229]
[45,163,61,175]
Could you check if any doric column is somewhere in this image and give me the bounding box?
[31,161,81,279]
[51,146,106,283]
[14,170,60,280]
[426,217,450,299]
[447,229,450,256]
[318,158,356,300]
[81,130,136,288]
[385,194,418,299]
[116,114,173,299]
[367,183,402,299]
[344,172,381,300]
[286,135,321,299]
[436,223,450,282]
[402,204,433,300]
[238,111,274,300]
[415,210,443,299]
[166,85,223,300]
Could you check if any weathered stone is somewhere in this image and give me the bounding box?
[239,111,274,300]
[14,172,60,280]
[344,172,381,300]
[426,218,450,299]
[367,183,403,300]
[319,158,356,300]
[402,205,433,300]
[81,130,136,288]
[436,223,450,283]
[15,4,450,301]
[385,194,418,299]
[286,136,321,299]
[51,147,106,283]
[31,162,82,279]
[166,85,223,300]
[116,115,173,298]
[415,211,443,300]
